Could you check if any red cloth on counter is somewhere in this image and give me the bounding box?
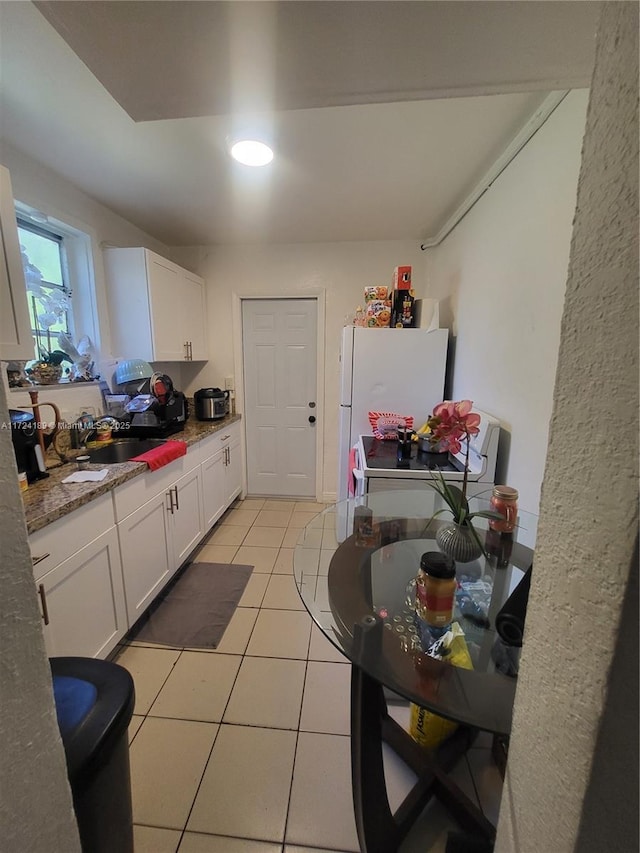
[131,440,187,471]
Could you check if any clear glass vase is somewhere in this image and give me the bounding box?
[435,522,483,563]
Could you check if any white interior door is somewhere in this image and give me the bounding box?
[242,299,317,498]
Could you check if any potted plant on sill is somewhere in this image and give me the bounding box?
[423,400,500,562]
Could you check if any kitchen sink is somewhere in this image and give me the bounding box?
[86,438,167,464]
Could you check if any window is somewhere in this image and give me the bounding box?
[17,219,74,361]
[12,202,101,385]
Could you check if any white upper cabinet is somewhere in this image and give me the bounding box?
[182,270,208,361]
[147,253,184,361]
[104,247,208,362]
[0,164,33,361]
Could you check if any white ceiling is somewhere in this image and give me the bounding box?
[0,1,598,247]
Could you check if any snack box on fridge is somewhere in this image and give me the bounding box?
[392,265,412,290]
[364,285,389,302]
[365,299,392,327]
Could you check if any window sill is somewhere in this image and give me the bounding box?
[9,381,101,392]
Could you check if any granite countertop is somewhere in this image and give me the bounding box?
[23,415,241,536]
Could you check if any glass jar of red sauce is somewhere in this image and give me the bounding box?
[489,486,519,532]
[415,551,456,629]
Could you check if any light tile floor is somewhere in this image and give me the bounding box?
[115,497,504,853]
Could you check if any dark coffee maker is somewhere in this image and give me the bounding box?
[10,410,49,482]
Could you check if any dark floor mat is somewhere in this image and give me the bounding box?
[130,562,253,649]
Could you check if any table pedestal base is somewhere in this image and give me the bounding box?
[351,666,497,853]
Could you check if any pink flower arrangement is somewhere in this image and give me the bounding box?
[425,401,497,549]
[427,400,481,456]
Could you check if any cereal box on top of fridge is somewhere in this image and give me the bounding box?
[392,266,412,290]
[365,299,392,327]
[364,286,389,302]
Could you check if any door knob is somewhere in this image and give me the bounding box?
[308,415,316,424]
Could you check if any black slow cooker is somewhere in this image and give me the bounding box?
[194,388,229,421]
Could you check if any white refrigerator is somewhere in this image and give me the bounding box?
[337,326,448,502]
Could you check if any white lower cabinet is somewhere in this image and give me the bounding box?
[224,430,242,506]
[35,527,127,659]
[201,447,226,529]
[117,490,174,625]
[117,464,203,625]
[200,421,242,527]
[29,420,242,657]
[170,465,204,567]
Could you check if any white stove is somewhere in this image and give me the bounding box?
[356,408,500,498]
[336,409,500,542]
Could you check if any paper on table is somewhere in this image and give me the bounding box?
[61,469,109,483]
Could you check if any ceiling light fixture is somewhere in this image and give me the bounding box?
[230,139,274,167]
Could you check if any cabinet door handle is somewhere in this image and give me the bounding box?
[188,341,193,360]
[184,341,190,360]
[38,583,50,626]
[166,490,174,514]
[173,485,180,511]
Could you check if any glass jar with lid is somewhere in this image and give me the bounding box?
[415,551,457,635]
[489,486,519,533]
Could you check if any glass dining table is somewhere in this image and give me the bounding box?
[293,489,536,853]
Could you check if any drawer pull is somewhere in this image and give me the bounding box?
[32,553,50,567]
[38,584,50,626]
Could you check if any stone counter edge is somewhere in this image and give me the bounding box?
[24,415,242,536]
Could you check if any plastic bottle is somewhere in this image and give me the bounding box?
[489,486,519,533]
[415,551,457,642]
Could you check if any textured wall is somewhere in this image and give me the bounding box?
[496,4,639,851]
[0,383,81,850]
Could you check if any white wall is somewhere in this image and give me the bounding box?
[188,241,427,499]
[426,90,588,514]
[1,143,186,424]
[496,4,638,849]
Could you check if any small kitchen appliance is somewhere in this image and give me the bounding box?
[10,409,49,482]
[194,388,229,421]
[114,370,188,438]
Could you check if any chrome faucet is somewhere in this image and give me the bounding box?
[73,415,120,448]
